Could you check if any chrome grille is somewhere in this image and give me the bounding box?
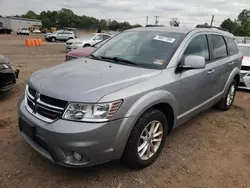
[25,86,67,123]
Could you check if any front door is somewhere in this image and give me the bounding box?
[176,34,215,123]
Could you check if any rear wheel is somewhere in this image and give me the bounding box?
[122,109,168,169]
[216,80,237,111]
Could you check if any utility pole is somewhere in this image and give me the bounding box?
[210,15,214,26]
[146,16,148,26]
[154,16,159,26]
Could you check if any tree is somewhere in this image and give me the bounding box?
[220,9,250,36]
[220,18,236,33]
[12,8,142,31]
[238,9,250,25]
[22,10,37,19]
[170,18,180,27]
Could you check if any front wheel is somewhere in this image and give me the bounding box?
[122,109,168,169]
[50,37,56,42]
[216,80,237,111]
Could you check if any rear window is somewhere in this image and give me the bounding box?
[210,35,227,59]
[225,37,239,55]
[238,46,250,56]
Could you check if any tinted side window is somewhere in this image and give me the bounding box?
[225,37,239,55]
[184,35,209,61]
[211,35,227,59]
[103,35,111,40]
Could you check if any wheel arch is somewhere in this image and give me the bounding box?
[125,90,177,134]
[222,67,240,97]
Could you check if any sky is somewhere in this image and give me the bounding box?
[0,0,250,27]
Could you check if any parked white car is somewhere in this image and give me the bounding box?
[17,28,30,35]
[32,29,41,34]
[238,43,250,89]
[65,33,112,51]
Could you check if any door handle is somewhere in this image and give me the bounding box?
[207,69,215,74]
[229,62,234,65]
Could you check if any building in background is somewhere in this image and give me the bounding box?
[0,17,42,32]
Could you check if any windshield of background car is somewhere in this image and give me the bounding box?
[238,46,250,56]
[92,31,185,69]
[94,39,108,48]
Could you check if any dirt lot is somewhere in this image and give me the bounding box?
[1,34,250,188]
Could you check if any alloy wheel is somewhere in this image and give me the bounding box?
[137,120,163,160]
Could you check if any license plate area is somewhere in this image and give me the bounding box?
[19,118,36,140]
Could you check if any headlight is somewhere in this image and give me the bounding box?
[62,100,122,122]
[0,64,9,70]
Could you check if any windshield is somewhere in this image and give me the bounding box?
[92,31,185,69]
[238,46,250,56]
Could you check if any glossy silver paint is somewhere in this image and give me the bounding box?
[19,27,242,167]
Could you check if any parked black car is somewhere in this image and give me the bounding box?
[0,55,19,92]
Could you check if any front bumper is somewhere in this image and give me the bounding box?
[19,99,136,167]
[239,71,250,90]
[0,68,19,92]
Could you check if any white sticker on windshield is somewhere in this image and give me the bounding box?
[153,35,176,43]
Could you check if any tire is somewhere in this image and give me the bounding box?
[122,109,168,169]
[68,37,73,40]
[216,80,237,111]
[50,37,56,42]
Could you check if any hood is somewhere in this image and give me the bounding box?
[242,56,250,66]
[0,54,10,65]
[66,38,87,44]
[67,47,96,57]
[0,55,6,62]
[28,58,161,102]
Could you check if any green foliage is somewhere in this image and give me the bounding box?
[170,18,180,27]
[15,8,142,30]
[221,9,250,36]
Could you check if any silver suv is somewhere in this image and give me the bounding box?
[19,27,242,169]
[45,30,75,42]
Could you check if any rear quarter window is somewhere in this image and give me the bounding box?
[225,37,239,55]
[210,35,227,59]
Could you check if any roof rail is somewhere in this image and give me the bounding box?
[195,25,228,32]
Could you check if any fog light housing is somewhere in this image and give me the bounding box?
[73,152,82,161]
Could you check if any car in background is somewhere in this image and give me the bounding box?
[238,43,250,89]
[45,30,75,42]
[65,39,109,61]
[17,28,30,35]
[0,55,19,92]
[65,33,112,51]
[32,29,41,34]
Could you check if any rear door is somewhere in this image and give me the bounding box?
[208,35,240,96]
[56,31,64,40]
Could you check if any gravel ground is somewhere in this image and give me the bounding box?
[0,34,250,188]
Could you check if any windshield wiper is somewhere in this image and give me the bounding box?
[89,54,101,60]
[101,56,137,65]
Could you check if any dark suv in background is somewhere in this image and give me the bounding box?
[0,55,19,92]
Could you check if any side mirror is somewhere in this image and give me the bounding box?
[178,55,206,71]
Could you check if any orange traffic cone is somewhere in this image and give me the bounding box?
[39,39,43,46]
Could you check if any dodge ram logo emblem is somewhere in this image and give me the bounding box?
[33,92,40,114]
